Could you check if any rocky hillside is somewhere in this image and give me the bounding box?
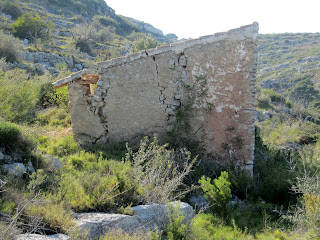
[258,33,320,89]
[0,0,173,74]
[255,32,320,155]
[257,33,320,122]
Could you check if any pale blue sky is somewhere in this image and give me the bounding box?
[105,0,319,39]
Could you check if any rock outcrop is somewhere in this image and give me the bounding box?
[74,202,194,239]
[16,202,194,240]
[17,234,70,240]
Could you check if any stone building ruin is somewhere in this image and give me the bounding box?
[53,22,259,172]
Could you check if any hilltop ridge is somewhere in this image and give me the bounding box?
[0,0,174,74]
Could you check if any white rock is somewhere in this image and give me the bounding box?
[165,108,175,116]
[132,201,194,230]
[75,213,141,239]
[17,233,70,240]
[0,151,4,160]
[74,202,194,239]
[1,13,12,20]
[3,163,26,177]
[43,155,63,171]
[174,94,183,100]
[189,195,209,209]
[171,99,181,107]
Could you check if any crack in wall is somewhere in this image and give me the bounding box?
[151,55,166,106]
[164,52,188,130]
[88,79,110,143]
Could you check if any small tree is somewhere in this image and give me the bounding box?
[0,30,23,63]
[130,36,159,53]
[12,13,53,48]
[0,0,23,20]
[199,171,232,218]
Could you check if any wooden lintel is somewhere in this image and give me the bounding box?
[52,72,101,90]
[82,74,100,84]
[79,80,94,85]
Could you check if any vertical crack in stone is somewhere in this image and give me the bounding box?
[89,80,109,143]
[151,55,166,105]
[165,52,188,131]
[152,56,159,83]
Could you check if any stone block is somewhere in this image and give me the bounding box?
[171,99,181,107]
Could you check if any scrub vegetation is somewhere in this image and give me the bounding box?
[0,0,320,239]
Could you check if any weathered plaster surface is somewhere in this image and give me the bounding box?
[53,22,258,169]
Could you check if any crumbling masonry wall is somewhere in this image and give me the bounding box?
[54,22,259,171]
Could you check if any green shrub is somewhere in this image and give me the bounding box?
[101,228,157,240]
[38,81,69,108]
[94,15,119,28]
[131,36,159,53]
[39,135,80,157]
[256,94,273,110]
[115,15,140,35]
[25,200,75,234]
[128,136,196,204]
[0,221,20,240]
[287,149,320,234]
[199,171,232,217]
[75,39,92,54]
[36,107,71,127]
[0,0,23,20]
[0,68,42,123]
[0,30,23,63]
[59,152,138,212]
[229,169,258,201]
[0,120,21,147]
[189,213,249,240]
[261,89,286,104]
[189,213,295,240]
[165,202,188,240]
[0,120,35,158]
[255,229,296,240]
[254,131,296,206]
[56,62,68,71]
[12,13,53,47]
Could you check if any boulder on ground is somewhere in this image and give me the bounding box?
[74,201,194,239]
[17,233,70,240]
[43,155,63,171]
[3,163,26,177]
[188,195,209,210]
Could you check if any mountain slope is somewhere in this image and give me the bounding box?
[256,33,320,149]
[258,33,320,90]
[257,33,320,119]
[0,0,173,74]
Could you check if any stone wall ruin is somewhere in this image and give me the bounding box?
[53,22,259,171]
